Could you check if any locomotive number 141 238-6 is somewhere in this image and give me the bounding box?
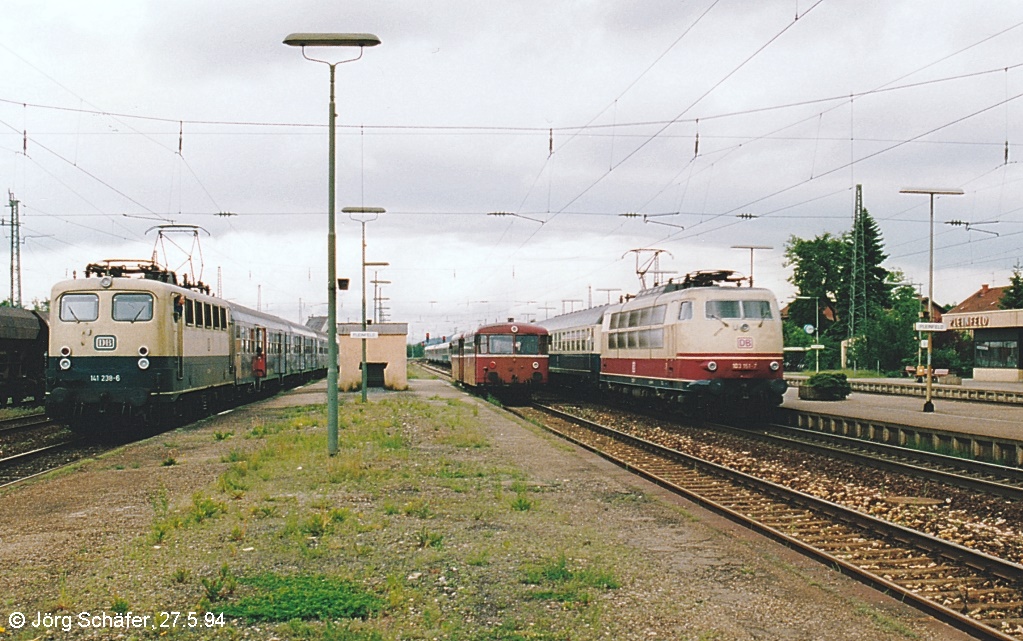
[90,374,121,382]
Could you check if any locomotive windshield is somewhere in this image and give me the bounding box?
[706,299,773,320]
[59,294,99,322]
[112,293,154,322]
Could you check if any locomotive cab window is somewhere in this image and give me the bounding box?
[185,299,195,325]
[59,293,99,322]
[112,293,154,322]
[743,300,773,319]
[678,300,693,321]
[706,300,774,320]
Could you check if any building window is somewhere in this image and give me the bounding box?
[976,339,1020,369]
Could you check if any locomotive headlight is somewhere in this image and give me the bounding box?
[138,357,150,370]
[532,361,539,369]
[740,323,750,332]
[138,346,149,356]
[59,357,72,370]
[100,276,113,288]
[769,361,780,371]
[705,361,718,372]
[489,361,497,369]
[60,346,72,357]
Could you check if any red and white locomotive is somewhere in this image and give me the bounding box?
[543,270,786,414]
[427,322,549,401]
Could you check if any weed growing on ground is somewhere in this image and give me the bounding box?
[221,574,383,621]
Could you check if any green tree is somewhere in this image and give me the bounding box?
[846,282,919,374]
[840,207,892,336]
[784,233,845,328]
[998,264,1023,310]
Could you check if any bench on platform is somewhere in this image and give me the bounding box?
[905,366,953,383]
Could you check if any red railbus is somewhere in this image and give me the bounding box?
[450,322,549,401]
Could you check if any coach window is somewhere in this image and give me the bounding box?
[59,293,99,322]
[112,293,154,322]
[678,300,693,321]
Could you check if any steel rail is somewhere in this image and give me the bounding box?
[749,422,1023,501]
[524,403,1023,641]
[0,439,84,487]
[0,413,54,435]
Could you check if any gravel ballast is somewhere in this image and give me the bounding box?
[0,378,973,640]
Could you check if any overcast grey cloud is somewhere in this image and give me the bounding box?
[2,1,1022,340]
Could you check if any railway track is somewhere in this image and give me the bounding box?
[0,414,108,489]
[0,438,97,489]
[0,412,53,436]
[752,422,1023,501]
[516,403,1023,641]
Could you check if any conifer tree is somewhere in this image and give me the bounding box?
[999,264,1023,310]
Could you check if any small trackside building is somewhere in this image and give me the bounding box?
[943,284,1023,382]
[338,322,409,391]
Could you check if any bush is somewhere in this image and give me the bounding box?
[804,373,851,399]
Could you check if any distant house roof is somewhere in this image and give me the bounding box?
[946,284,1008,315]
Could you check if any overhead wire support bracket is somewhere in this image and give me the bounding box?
[945,219,999,236]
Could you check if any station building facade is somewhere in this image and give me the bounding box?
[943,284,1023,382]
[306,317,409,391]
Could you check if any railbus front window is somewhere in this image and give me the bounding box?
[489,335,514,354]
[515,335,541,355]
[112,293,154,322]
[60,293,99,322]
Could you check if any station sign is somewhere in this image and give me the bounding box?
[914,322,947,332]
[350,331,379,339]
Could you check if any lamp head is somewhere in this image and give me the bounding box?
[284,33,381,48]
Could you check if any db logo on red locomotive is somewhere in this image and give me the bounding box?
[736,336,754,350]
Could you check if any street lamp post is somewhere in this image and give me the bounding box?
[732,245,773,287]
[795,295,821,373]
[344,207,387,403]
[899,187,964,413]
[284,32,381,456]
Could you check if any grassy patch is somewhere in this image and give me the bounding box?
[522,554,621,604]
[222,574,383,621]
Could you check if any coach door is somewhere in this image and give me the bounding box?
[252,327,267,380]
[176,297,186,380]
[455,337,465,382]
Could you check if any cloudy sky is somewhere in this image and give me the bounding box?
[2,1,1023,340]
